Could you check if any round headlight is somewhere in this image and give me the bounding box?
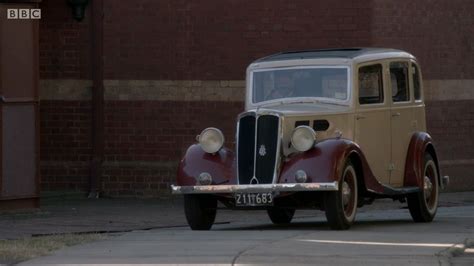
[198,127,224,154]
[291,126,316,152]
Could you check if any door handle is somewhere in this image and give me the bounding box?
[355,114,366,120]
[391,112,401,117]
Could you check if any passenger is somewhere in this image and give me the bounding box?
[267,74,295,100]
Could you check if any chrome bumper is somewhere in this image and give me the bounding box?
[171,182,338,194]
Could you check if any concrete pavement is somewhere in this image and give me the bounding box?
[1,192,473,240]
[21,199,474,265]
[0,194,186,240]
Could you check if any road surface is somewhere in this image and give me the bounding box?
[22,203,474,265]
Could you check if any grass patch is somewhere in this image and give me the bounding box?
[0,233,107,264]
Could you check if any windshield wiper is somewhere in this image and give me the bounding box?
[257,98,347,109]
[310,99,348,106]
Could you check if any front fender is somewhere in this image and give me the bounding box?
[279,138,385,194]
[176,144,236,186]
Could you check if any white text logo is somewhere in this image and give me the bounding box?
[7,9,41,19]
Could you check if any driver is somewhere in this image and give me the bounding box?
[267,75,295,100]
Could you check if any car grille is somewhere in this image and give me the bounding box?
[237,113,280,184]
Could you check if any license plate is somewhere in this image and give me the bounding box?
[235,193,273,207]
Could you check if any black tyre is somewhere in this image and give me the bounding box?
[407,153,439,222]
[184,194,217,230]
[267,207,295,224]
[324,161,358,230]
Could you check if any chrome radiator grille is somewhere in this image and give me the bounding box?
[237,113,280,184]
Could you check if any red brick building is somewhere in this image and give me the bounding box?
[38,0,474,196]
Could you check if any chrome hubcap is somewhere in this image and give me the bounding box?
[342,181,351,206]
[424,175,433,201]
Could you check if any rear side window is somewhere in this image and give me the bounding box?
[358,64,383,104]
[412,63,421,100]
[390,62,409,102]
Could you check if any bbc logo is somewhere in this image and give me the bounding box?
[7,9,41,19]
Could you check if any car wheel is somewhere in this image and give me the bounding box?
[324,161,358,230]
[407,153,439,222]
[184,194,217,230]
[267,207,295,224]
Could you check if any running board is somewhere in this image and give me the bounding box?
[382,185,421,196]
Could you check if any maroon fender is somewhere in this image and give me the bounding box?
[176,144,236,186]
[279,139,385,194]
[404,132,440,188]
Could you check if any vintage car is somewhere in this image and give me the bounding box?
[171,48,449,230]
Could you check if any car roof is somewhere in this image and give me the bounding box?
[253,48,412,63]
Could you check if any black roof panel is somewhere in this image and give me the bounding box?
[253,48,405,63]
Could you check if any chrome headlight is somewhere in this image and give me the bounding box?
[291,126,316,152]
[198,127,224,154]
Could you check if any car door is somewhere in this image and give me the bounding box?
[389,61,414,187]
[354,63,391,185]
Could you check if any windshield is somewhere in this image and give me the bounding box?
[252,67,349,104]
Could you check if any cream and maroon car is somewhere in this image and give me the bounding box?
[171,48,449,230]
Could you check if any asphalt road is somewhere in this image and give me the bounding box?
[22,203,474,265]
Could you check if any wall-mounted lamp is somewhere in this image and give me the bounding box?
[67,0,89,21]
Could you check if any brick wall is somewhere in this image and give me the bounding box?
[426,100,474,161]
[425,100,474,191]
[40,100,91,191]
[102,0,373,80]
[40,0,474,80]
[40,98,243,196]
[370,0,474,79]
[101,100,245,197]
[104,101,242,162]
[38,0,474,196]
[39,0,90,79]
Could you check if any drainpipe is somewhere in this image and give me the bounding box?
[89,0,104,198]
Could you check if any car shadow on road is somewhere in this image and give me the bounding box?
[217,218,412,231]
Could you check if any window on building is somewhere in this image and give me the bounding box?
[412,63,421,100]
[358,64,383,104]
[390,62,410,102]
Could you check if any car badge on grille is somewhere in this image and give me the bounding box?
[258,145,266,157]
[250,176,259,184]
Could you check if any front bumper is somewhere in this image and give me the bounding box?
[171,182,338,194]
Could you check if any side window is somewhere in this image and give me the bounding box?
[412,63,421,100]
[390,62,409,102]
[358,64,383,104]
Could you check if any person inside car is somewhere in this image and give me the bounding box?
[267,74,295,100]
